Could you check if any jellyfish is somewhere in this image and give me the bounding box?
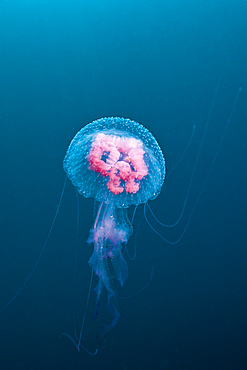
[0,83,241,356]
[63,117,165,345]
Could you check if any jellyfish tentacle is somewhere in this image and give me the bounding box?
[145,84,242,244]
[0,175,67,314]
[87,201,132,343]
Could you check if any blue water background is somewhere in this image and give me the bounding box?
[0,1,247,369]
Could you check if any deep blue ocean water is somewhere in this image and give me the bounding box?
[0,1,247,369]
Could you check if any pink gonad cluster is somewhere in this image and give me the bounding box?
[87,133,148,194]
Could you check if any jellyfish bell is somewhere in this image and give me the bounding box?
[63,117,166,208]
